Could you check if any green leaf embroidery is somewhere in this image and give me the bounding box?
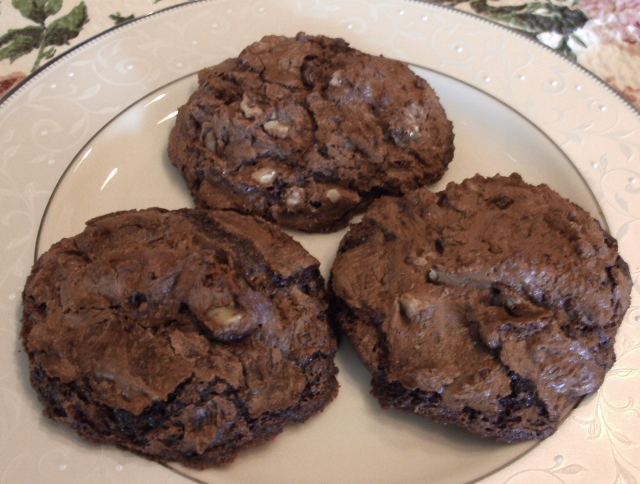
[41,46,56,62]
[427,0,588,59]
[4,1,89,72]
[469,0,588,35]
[43,3,88,47]
[44,0,64,16]
[109,12,136,26]
[12,0,64,26]
[570,33,587,49]
[0,26,43,63]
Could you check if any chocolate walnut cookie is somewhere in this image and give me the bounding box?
[21,208,338,467]
[329,174,631,442]
[168,32,454,232]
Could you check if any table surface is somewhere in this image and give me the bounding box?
[1,0,639,110]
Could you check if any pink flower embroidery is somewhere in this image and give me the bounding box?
[605,76,640,110]
[580,0,640,46]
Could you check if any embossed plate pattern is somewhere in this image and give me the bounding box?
[1,1,639,483]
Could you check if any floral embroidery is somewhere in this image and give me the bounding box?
[0,0,89,73]
[580,0,640,46]
[428,0,589,59]
[0,1,637,110]
[0,71,27,98]
[109,12,136,26]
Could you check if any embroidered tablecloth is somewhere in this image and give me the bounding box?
[1,0,639,109]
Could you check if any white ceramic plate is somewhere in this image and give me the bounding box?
[1,1,639,483]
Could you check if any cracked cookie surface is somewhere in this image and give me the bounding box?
[168,32,454,232]
[329,173,631,442]
[21,208,338,467]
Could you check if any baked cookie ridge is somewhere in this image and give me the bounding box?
[329,173,631,442]
[22,208,339,467]
[168,32,454,232]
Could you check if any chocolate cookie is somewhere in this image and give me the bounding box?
[329,174,631,442]
[21,208,338,467]
[168,32,454,232]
